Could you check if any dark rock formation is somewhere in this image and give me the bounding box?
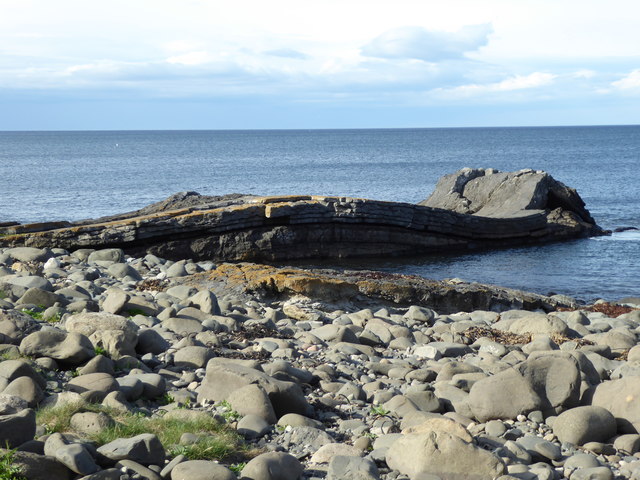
[0,169,604,262]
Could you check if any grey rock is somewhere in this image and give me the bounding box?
[171,460,236,480]
[468,367,542,422]
[174,345,215,369]
[87,248,125,264]
[66,373,118,402]
[326,456,380,480]
[65,312,139,359]
[0,408,36,448]
[240,451,304,480]
[17,287,62,308]
[237,414,271,439]
[2,375,44,407]
[386,431,505,480]
[70,411,114,436]
[107,263,142,281]
[553,406,617,445]
[54,443,99,475]
[1,275,53,292]
[136,328,171,355]
[0,309,38,343]
[116,460,162,480]
[188,290,221,315]
[8,450,72,480]
[97,433,165,465]
[5,247,53,263]
[127,373,166,399]
[227,384,277,424]
[569,466,613,480]
[564,453,600,469]
[19,329,94,366]
[197,362,310,417]
[76,468,122,479]
[101,288,130,314]
[590,377,640,433]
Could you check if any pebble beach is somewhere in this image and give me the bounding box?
[1,245,640,480]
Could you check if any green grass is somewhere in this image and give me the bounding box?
[369,405,391,417]
[0,449,26,480]
[93,346,108,357]
[218,400,241,422]
[0,291,7,300]
[36,403,246,461]
[20,308,43,321]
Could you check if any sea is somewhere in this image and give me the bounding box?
[1,126,639,303]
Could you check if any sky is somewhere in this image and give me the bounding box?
[1,0,640,130]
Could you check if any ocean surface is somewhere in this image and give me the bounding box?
[1,126,639,302]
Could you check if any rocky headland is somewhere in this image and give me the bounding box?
[2,169,636,480]
[0,168,605,262]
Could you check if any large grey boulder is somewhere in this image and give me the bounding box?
[19,329,95,366]
[420,167,597,224]
[97,433,165,465]
[0,309,38,343]
[5,247,54,263]
[552,406,617,445]
[385,431,505,480]
[5,449,72,480]
[326,456,380,480]
[197,362,311,417]
[66,312,139,358]
[240,452,304,480]
[590,377,640,433]
[468,367,542,422]
[0,408,36,447]
[171,460,236,480]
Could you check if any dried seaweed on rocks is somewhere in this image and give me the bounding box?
[557,302,638,318]
[211,347,271,361]
[464,327,531,345]
[464,326,594,347]
[230,324,292,342]
[136,278,168,292]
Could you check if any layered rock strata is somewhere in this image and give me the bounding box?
[0,169,604,262]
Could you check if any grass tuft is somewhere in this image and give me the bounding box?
[0,449,26,480]
[36,403,246,461]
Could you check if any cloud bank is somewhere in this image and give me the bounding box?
[361,24,493,61]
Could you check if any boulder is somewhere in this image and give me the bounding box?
[240,452,304,480]
[97,433,165,465]
[590,377,640,433]
[19,330,94,366]
[552,406,617,445]
[171,460,236,480]
[468,367,542,422]
[0,408,36,448]
[65,312,138,358]
[197,362,310,417]
[385,431,505,480]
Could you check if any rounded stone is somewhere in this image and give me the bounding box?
[171,460,236,480]
[240,452,304,480]
[552,406,617,445]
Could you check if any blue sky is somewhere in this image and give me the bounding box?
[1,0,640,130]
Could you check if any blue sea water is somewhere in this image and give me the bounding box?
[1,126,639,302]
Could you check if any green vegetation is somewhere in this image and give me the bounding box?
[93,346,108,357]
[19,307,61,324]
[369,405,390,417]
[36,403,245,461]
[126,308,148,317]
[20,308,43,321]
[0,290,7,300]
[229,463,246,474]
[219,400,241,422]
[0,449,26,480]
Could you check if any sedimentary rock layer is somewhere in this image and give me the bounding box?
[0,169,604,262]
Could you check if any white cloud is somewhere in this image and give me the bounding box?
[361,24,493,62]
[433,72,556,98]
[612,69,640,90]
[166,51,212,66]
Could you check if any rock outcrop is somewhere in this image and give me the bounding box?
[0,169,604,262]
